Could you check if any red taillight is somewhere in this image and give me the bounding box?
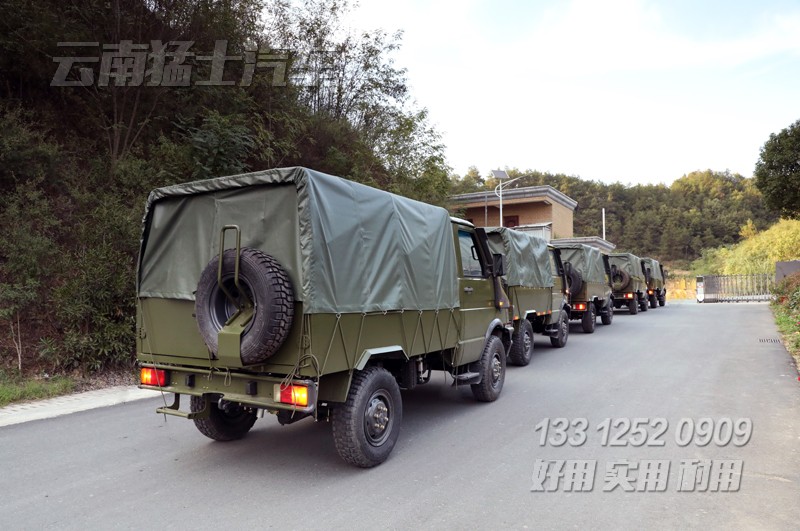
[648,289,654,295]
[624,293,634,299]
[575,303,587,311]
[140,368,168,386]
[275,384,309,407]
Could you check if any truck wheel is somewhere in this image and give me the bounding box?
[565,263,584,296]
[628,297,639,315]
[550,309,569,348]
[649,293,658,309]
[190,395,257,441]
[601,298,614,325]
[195,247,294,365]
[471,335,506,402]
[509,319,534,366]
[332,366,402,468]
[612,270,630,291]
[640,296,649,312]
[581,303,596,333]
[659,295,666,307]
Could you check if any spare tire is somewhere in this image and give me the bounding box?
[564,263,584,295]
[611,269,630,291]
[195,247,294,365]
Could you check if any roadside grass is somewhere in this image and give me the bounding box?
[0,370,75,408]
[771,271,800,373]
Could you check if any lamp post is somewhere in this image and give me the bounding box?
[492,170,521,227]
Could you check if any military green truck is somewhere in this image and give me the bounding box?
[136,167,514,468]
[485,228,570,366]
[553,242,614,333]
[641,257,667,308]
[609,252,649,314]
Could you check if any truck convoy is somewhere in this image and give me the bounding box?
[136,167,668,467]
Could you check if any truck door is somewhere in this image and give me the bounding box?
[550,249,566,316]
[456,228,495,365]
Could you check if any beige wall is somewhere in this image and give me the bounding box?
[551,203,574,238]
[463,201,574,238]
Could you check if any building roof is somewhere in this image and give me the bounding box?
[450,185,578,211]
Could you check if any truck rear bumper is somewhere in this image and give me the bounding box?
[138,363,318,414]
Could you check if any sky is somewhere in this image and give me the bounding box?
[347,0,800,185]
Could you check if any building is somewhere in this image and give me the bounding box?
[450,185,577,239]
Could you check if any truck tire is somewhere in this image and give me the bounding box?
[332,366,402,468]
[628,296,639,314]
[659,294,666,307]
[190,395,257,441]
[601,298,614,325]
[565,263,584,296]
[550,309,569,348]
[639,295,649,312]
[612,269,630,291]
[508,319,534,366]
[471,335,506,402]
[581,303,596,333]
[195,247,294,365]
[649,293,658,309]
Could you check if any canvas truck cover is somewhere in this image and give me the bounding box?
[610,253,645,280]
[137,167,459,314]
[486,227,553,288]
[553,243,607,284]
[641,258,664,281]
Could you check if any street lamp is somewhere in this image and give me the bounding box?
[492,170,522,227]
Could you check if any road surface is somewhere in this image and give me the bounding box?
[1,302,799,529]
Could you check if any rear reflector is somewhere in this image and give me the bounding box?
[140,368,168,387]
[275,384,309,407]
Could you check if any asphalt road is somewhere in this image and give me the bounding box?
[2,302,799,530]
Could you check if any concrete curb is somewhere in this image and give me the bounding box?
[0,386,156,428]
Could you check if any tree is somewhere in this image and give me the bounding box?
[755,119,800,219]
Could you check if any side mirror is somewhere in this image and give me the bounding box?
[493,253,505,277]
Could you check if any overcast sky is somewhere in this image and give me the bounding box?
[348,0,800,185]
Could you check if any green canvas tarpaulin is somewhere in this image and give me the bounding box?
[552,243,607,284]
[137,167,459,314]
[641,257,663,281]
[486,227,553,288]
[609,253,645,280]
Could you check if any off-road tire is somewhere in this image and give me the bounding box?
[581,303,596,333]
[195,247,294,365]
[471,335,506,402]
[612,269,631,291]
[565,263,584,296]
[640,295,649,312]
[332,366,402,468]
[191,395,257,441]
[601,298,614,325]
[649,293,658,309]
[628,297,639,315]
[509,319,534,366]
[550,309,569,348]
[658,294,666,307]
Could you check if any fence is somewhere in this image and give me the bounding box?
[696,274,774,303]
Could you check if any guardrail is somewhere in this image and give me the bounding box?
[696,274,774,303]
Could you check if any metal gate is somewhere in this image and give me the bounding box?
[696,274,774,303]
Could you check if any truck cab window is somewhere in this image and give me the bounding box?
[458,230,483,277]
